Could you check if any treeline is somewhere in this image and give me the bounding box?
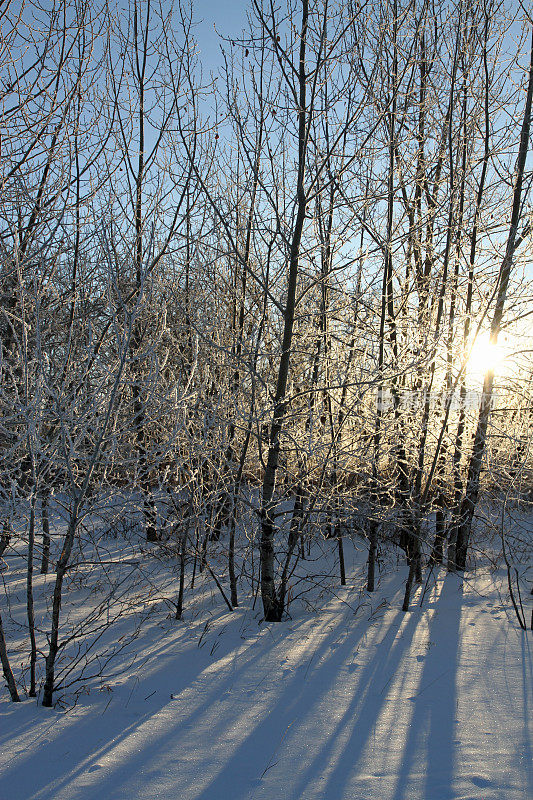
[0,0,532,704]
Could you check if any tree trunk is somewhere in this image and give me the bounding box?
[41,495,50,574]
[175,526,187,620]
[367,520,378,592]
[0,612,20,702]
[454,25,533,571]
[42,511,78,707]
[0,520,10,559]
[259,0,309,623]
[27,495,37,697]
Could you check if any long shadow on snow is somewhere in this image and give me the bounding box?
[197,584,421,800]
[0,607,275,798]
[14,617,291,791]
[26,586,395,799]
[1,595,371,800]
[520,631,533,799]
[390,574,462,800]
[288,592,422,800]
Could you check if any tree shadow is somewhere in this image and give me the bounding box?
[390,575,463,800]
[286,603,421,800]
[6,569,529,800]
[197,601,420,800]
[1,584,409,800]
[520,631,533,799]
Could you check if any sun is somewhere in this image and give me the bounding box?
[466,335,506,383]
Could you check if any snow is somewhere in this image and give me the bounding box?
[0,518,531,800]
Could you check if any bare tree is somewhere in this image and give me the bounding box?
[454,21,533,572]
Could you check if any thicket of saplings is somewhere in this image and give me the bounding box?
[0,0,532,706]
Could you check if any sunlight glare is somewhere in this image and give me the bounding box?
[466,336,505,381]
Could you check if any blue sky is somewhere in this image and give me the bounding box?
[192,0,248,72]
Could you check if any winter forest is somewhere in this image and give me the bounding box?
[0,0,532,798]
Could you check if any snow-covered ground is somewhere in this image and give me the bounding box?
[0,510,531,800]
